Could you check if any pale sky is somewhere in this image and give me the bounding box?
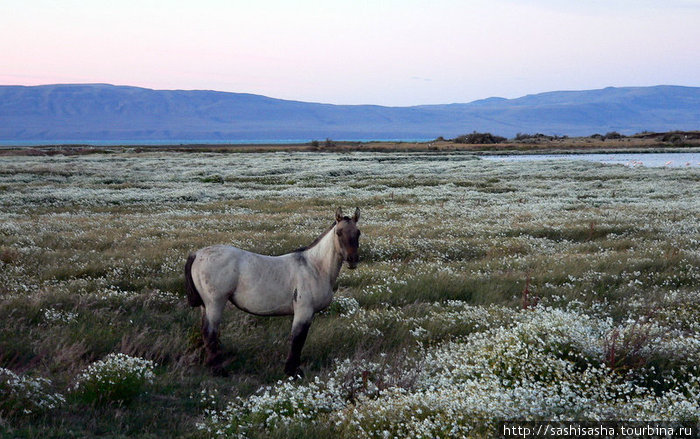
[1,0,699,106]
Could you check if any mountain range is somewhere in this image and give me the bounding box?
[1,84,699,142]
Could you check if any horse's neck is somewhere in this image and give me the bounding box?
[304,225,342,286]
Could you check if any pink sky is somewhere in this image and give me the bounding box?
[2,0,699,106]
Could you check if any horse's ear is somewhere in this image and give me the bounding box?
[353,207,360,223]
[335,207,344,223]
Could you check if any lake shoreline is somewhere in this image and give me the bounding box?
[482,151,700,167]
[1,136,700,156]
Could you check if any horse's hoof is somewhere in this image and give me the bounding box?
[206,351,224,367]
[285,367,304,379]
[212,365,229,377]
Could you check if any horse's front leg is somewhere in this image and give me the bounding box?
[285,306,313,378]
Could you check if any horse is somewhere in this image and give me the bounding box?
[184,207,361,377]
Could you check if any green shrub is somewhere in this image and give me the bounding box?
[200,175,224,183]
[71,353,156,404]
[0,367,65,416]
[604,131,623,140]
[453,131,506,144]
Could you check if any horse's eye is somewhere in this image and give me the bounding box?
[337,230,343,236]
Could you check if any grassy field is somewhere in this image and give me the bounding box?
[1,151,699,437]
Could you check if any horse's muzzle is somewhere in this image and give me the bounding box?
[347,257,358,270]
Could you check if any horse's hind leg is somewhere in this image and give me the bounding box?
[201,302,227,376]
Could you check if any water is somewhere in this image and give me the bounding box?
[481,152,700,168]
[0,138,433,147]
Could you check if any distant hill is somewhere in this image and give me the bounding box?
[1,84,699,142]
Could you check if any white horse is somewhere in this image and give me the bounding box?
[185,207,361,376]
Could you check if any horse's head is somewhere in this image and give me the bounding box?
[334,207,361,269]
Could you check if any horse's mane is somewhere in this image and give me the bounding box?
[294,217,349,253]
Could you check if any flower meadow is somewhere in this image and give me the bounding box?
[0,149,699,437]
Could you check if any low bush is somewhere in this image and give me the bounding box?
[604,131,624,140]
[200,175,225,184]
[453,132,506,144]
[71,353,156,404]
[0,367,65,416]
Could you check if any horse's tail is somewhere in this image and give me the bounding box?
[185,253,204,307]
